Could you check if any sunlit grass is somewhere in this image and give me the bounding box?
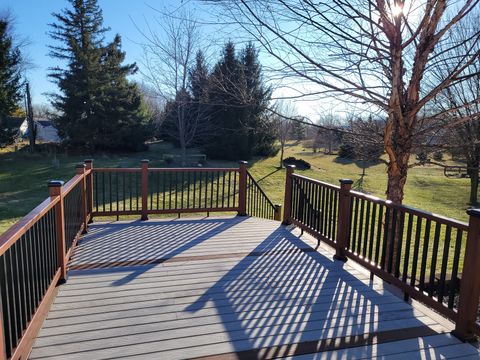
[0,141,471,236]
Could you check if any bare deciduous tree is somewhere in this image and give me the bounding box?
[431,15,480,204]
[272,100,296,168]
[213,0,480,204]
[139,11,211,163]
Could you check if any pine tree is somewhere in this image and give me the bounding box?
[240,42,275,156]
[49,0,150,151]
[207,42,250,160]
[0,17,23,147]
[206,42,274,160]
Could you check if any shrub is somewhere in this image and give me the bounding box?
[433,151,443,161]
[416,150,428,163]
[338,143,355,159]
[283,156,311,170]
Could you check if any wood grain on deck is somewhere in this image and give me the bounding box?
[30,216,480,359]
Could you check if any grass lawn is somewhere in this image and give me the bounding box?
[0,141,471,236]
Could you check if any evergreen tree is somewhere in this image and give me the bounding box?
[0,17,23,147]
[49,0,150,151]
[207,42,250,160]
[206,42,274,160]
[241,42,275,156]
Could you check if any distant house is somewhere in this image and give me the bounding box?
[19,118,60,143]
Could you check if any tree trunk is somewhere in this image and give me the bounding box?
[468,162,479,205]
[279,143,285,168]
[383,113,413,272]
[26,82,36,153]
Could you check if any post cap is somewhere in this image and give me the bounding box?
[286,165,296,169]
[48,180,65,187]
[467,208,480,218]
[274,204,282,208]
[339,179,353,185]
[141,159,149,163]
[84,159,93,163]
[76,163,86,169]
[239,161,248,165]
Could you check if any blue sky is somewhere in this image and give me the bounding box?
[3,0,328,119]
[3,0,171,103]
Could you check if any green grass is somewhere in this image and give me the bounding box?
[0,141,471,236]
[248,143,470,222]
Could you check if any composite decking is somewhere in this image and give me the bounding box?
[30,216,480,359]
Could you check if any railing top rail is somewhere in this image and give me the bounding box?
[0,196,60,256]
[93,168,141,173]
[149,167,239,172]
[246,171,275,208]
[63,174,84,196]
[93,167,240,173]
[350,189,469,231]
[291,173,341,191]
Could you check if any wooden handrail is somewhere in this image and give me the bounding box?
[350,190,469,231]
[0,196,60,256]
[291,173,341,191]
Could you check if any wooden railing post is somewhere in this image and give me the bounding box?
[140,159,149,221]
[453,208,480,341]
[48,180,67,281]
[282,165,295,225]
[274,204,282,221]
[238,161,248,216]
[84,159,93,223]
[76,164,88,234]
[334,179,353,262]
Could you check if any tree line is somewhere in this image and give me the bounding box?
[159,42,276,161]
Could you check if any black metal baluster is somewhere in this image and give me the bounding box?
[437,225,452,304]
[448,229,463,309]
[351,197,359,253]
[428,222,442,296]
[394,211,405,278]
[410,216,422,288]
[380,206,390,270]
[419,219,431,291]
[367,203,377,261]
[402,214,414,283]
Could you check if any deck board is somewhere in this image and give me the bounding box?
[30,216,480,359]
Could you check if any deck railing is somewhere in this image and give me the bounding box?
[0,159,277,359]
[283,164,480,341]
[0,167,90,359]
[91,160,280,221]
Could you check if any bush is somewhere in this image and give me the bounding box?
[433,151,444,161]
[338,143,355,159]
[283,156,311,170]
[416,150,428,163]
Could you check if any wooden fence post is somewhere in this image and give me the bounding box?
[84,159,93,223]
[238,161,248,216]
[274,204,282,221]
[453,208,480,341]
[140,159,149,221]
[76,164,88,233]
[48,180,67,282]
[282,165,295,225]
[334,179,353,262]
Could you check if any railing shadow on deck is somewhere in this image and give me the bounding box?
[183,226,425,358]
[69,217,250,286]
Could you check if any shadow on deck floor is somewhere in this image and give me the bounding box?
[30,216,480,359]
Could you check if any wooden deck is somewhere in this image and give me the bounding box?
[30,216,480,359]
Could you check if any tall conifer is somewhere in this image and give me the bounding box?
[49,0,149,151]
[0,17,23,147]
